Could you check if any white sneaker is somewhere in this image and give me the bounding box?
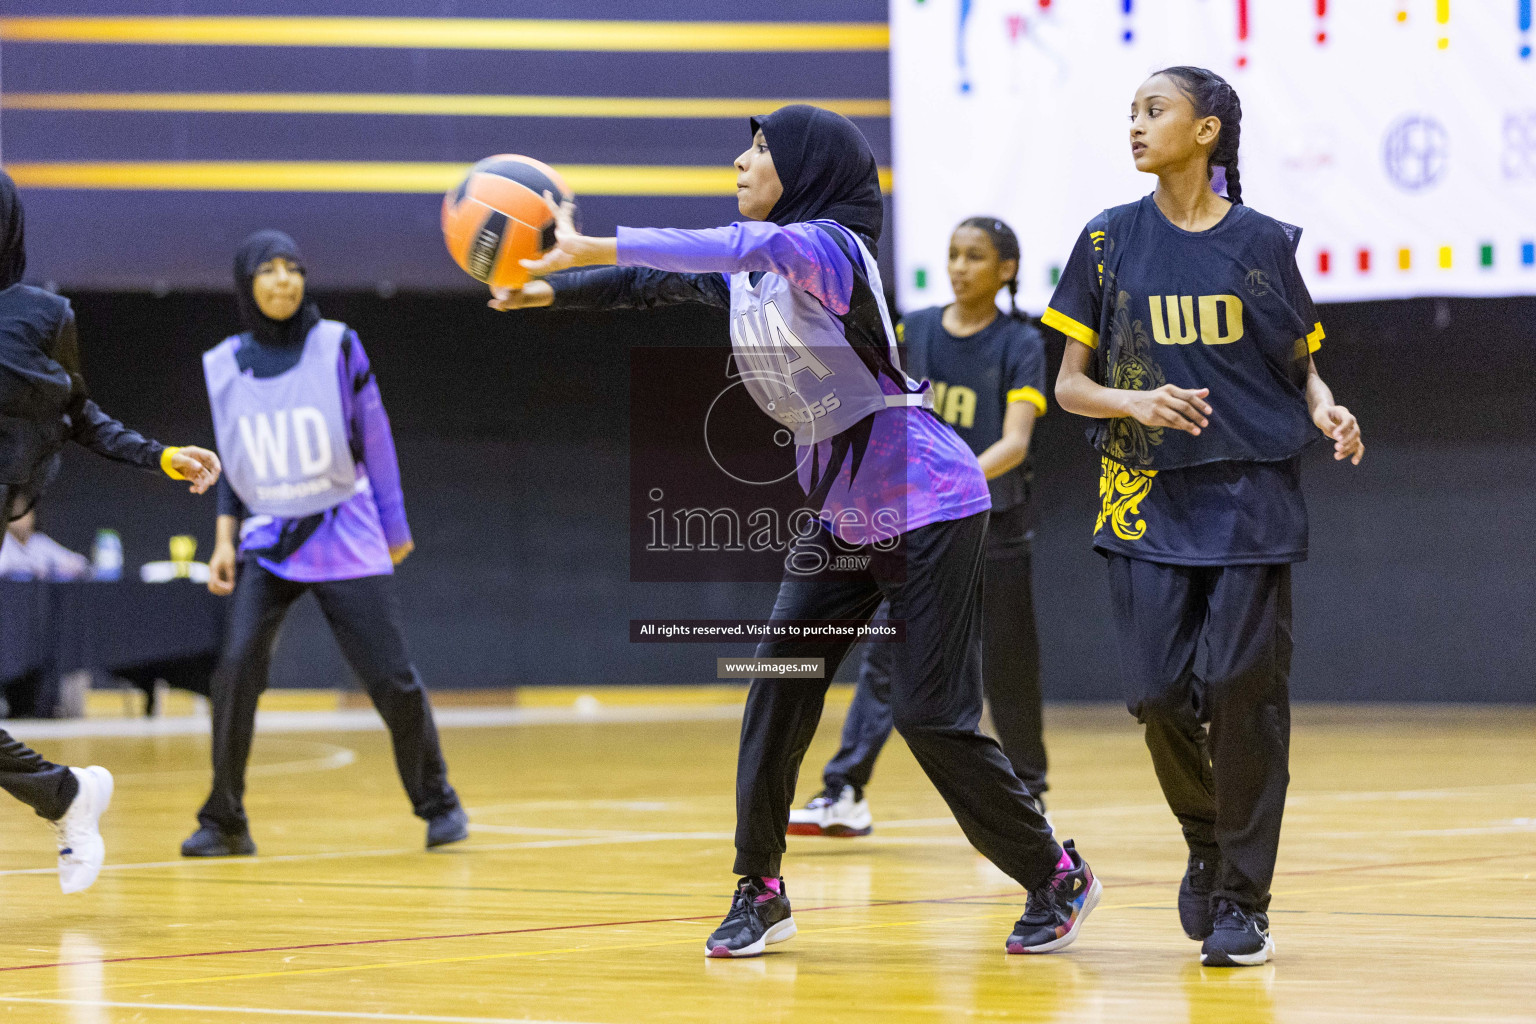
[52,766,113,894]
[786,785,872,838]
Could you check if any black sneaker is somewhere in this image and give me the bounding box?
[426,806,470,848]
[1200,897,1275,966]
[1005,840,1102,954]
[1179,844,1219,940]
[704,877,797,958]
[180,825,256,857]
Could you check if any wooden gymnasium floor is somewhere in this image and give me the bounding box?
[0,690,1533,1024]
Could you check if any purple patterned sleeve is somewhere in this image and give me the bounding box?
[616,222,857,315]
[339,334,411,549]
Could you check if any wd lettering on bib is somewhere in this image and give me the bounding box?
[237,407,334,479]
[1148,294,1245,346]
[204,320,359,517]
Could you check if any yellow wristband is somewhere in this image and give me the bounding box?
[161,446,188,480]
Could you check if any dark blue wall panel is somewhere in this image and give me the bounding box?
[0,4,891,290]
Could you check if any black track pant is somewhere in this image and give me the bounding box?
[1106,553,1293,912]
[733,512,1060,889]
[823,546,1047,796]
[197,564,460,832]
[0,729,76,820]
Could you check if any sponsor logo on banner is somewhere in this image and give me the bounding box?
[1383,115,1449,191]
[1502,111,1536,180]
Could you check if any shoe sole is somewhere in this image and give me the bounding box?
[1200,933,1276,967]
[704,917,797,958]
[180,830,257,858]
[181,845,256,858]
[785,822,824,836]
[427,828,470,848]
[1007,875,1103,954]
[820,823,872,837]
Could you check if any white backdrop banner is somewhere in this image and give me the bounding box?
[891,0,1536,312]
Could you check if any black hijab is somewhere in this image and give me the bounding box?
[750,105,883,253]
[234,229,320,348]
[0,170,26,290]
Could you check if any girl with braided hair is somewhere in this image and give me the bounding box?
[789,215,1054,837]
[1044,67,1363,965]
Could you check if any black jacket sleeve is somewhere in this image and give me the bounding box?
[548,267,730,311]
[56,311,166,471]
[66,397,166,470]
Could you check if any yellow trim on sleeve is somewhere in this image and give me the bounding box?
[1007,386,1047,416]
[160,446,187,480]
[1040,307,1099,349]
[1293,321,1325,360]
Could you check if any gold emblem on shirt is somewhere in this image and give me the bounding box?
[1096,457,1158,542]
[1102,289,1166,468]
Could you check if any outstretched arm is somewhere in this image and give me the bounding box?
[489,266,729,313]
[512,194,856,313]
[56,310,220,491]
[1305,355,1363,464]
[1054,339,1212,435]
[67,396,220,492]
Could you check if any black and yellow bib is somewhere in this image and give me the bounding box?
[1044,195,1321,473]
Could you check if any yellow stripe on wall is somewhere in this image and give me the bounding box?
[0,16,889,52]
[4,161,895,196]
[0,92,891,120]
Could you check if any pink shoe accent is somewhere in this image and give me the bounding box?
[1056,848,1074,874]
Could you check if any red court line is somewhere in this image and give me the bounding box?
[2,849,1525,976]
[0,891,1012,975]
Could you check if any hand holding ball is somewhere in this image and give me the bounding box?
[442,155,573,290]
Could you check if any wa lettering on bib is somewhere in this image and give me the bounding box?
[727,222,929,446]
[204,320,359,517]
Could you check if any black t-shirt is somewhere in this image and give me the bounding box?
[1043,195,1325,565]
[900,306,1047,552]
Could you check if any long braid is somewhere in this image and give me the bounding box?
[1157,66,1245,205]
[958,215,1026,319]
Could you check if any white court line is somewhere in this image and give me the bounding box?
[0,830,735,879]
[0,997,603,1024]
[0,994,1526,1024]
[1,703,745,741]
[468,823,726,838]
[112,743,356,783]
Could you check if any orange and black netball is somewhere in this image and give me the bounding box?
[442,155,573,289]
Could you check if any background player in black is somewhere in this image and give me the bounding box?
[0,170,221,894]
[789,217,1053,838]
[1046,67,1363,967]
